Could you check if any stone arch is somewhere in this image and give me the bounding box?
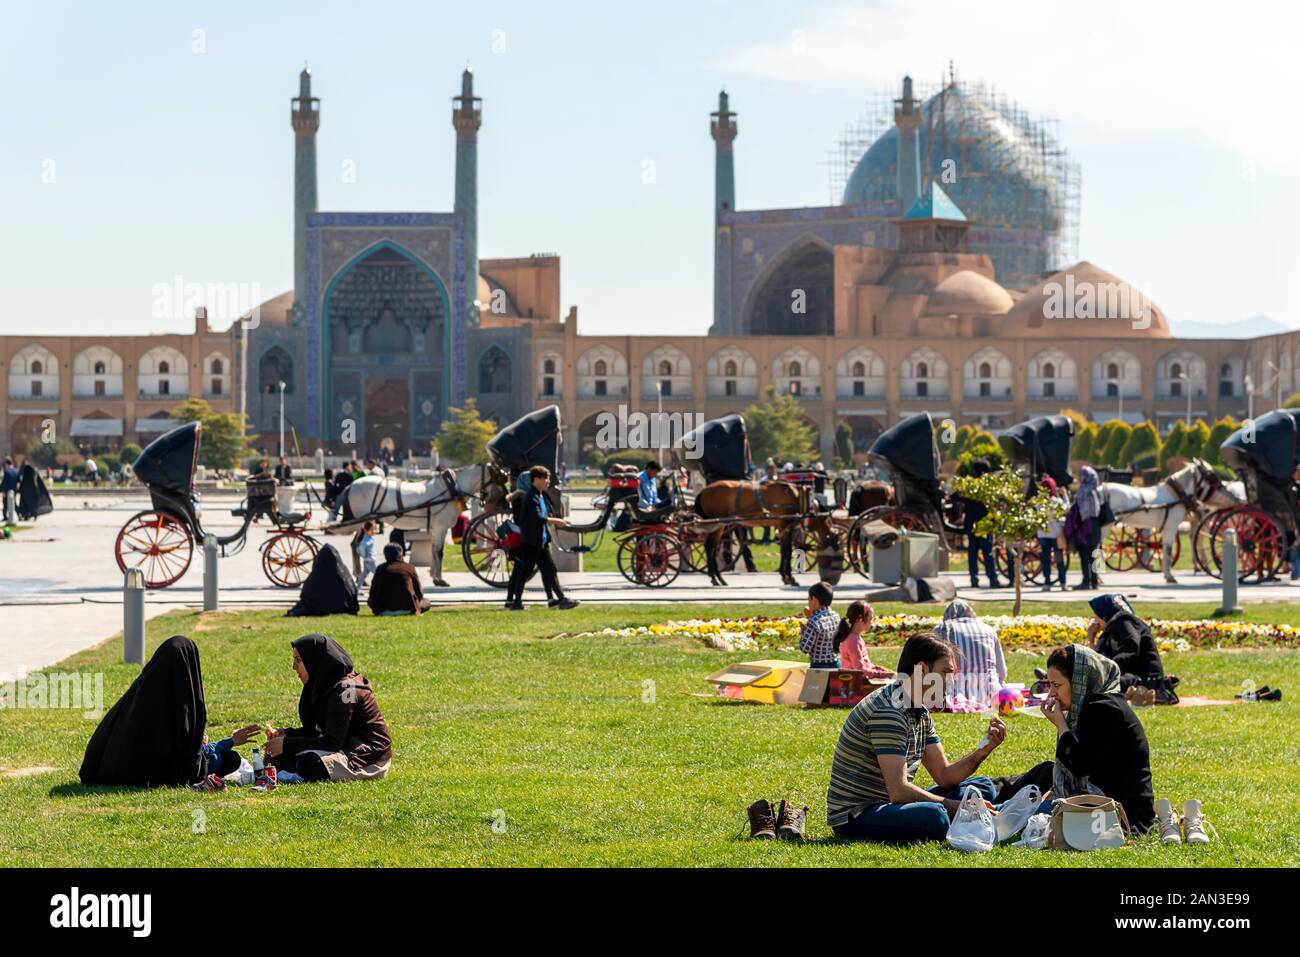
[900,347,948,398]
[1027,348,1077,400]
[1092,348,1141,399]
[706,346,758,398]
[477,345,513,394]
[203,352,229,397]
[836,347,886,399]
[576,345,628,398]
[743,234,834,336]
[74,346,124,398]
[139,345,189,398]
[963,347,1013,399]
[538,350,563,398]
[773,346,821,397]
[259,346,295,395]
[8,344,60,400]
[642,344,691,399]
[1156,349,1207,398]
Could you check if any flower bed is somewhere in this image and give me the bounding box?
[577,614,1300,654]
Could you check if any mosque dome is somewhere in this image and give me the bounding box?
[997,261,1171,338]
[926,270,1014,316]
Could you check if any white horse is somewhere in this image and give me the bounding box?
[334,464,505,587]
[1100,459,1245,583]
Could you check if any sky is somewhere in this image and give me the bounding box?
[2,0,1297,338]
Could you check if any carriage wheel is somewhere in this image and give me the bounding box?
[114,510,194,589]
[1191,510,1223,575]
[629,532,681,587]
[262,532,319,588]
[846,507,928,578]
[1136,532,1181,573]
[678,525,710,573]
[615,535,639,584]
[461,512,512,588]
[1212,507,1285,584]
[1103,525,1140,572]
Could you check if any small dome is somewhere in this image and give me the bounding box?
[998,261,1171,338]
[477,275,517,317]
[926,271,1013,316]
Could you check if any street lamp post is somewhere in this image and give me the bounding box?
[1176,372,1191,426]
[1107,379,1123,422]
[278,381,286,460]
[1245,374,1254,421]
[655,380,664,465]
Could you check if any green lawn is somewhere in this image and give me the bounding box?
[1,601,1296,867]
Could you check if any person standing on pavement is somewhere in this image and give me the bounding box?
[504,465,579,611]
[1,457,19,524]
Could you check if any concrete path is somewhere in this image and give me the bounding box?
[2,489,1293,675]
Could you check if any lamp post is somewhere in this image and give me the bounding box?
[1245,374,1255,421]
[278,381,286,460]
[1268,360,1282,410]
[1107,379,1123,423]
[1176,372,1191,426]
[655,380,664,465]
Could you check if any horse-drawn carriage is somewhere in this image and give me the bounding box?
[1203,409,1300,583]
[115,422,319,589]
[843,412,962,577]
[992,415,1075,583]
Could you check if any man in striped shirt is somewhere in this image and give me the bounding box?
[827,633,1008,843]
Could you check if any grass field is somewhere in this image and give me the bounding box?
[1,600,1296,867]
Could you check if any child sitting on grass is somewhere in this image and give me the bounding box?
[833,600,894,678]
[798,581,839,668]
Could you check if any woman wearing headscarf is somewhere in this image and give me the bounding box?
[286,544,360,617]
[1040,643,1156,833]
[263,634,392,782]
[1036,477,1069,591]
[1087,594,1177,705]
[1065,466,1104,590]
[933,599,1006,710]
[80,636,234,787]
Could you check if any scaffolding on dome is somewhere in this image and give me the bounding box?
[823,76,1081,288]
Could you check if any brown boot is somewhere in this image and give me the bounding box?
[775,800,807,841]
[747,799,777,840]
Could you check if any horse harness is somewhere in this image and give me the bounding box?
[1111,466,1218,525]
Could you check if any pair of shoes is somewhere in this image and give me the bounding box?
[503,600,524,611]
[1155,798,1216,845]
[1127,685,1156,708]
[1235,684,1282,701]
[192,773,226,793]
[746,799,806,841]
[252,767,278,793]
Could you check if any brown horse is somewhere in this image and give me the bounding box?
[694,480,832,586]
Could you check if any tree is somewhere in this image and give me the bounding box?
[24,436,79,469]
[1092,420,1119,464]
[1284,393,1300,409]
[432,398,497,465]
[953,467,1067,615]
[171,398,253,470]
[1071,423,1096,462]
[744,385,817,465]
[834,421,853,469]
[1204,416,1238,467]
[955,441,1006,477]
[1059,407,1089,435]
[120,442,143,466]
[1121,421,1160,472]
[1181,419,1211,461]
[1159,420,1187,473]
[1100,422,1133,467]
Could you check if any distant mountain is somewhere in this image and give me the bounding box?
[1170,315,1294,339]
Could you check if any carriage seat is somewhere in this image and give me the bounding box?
[277,511,309,525]
[629,501,675,525]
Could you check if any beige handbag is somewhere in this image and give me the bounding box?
[1046,794,1132,850]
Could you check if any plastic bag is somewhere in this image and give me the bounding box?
[223,756,254,787]
[946,784,996,853]
[1015,813,1051,849]
[995,784,1042,843]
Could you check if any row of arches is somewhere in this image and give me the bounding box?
[554,345,1248,402]
[8,344,229,400]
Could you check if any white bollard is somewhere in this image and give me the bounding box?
[203,533,219,612]
[123,568,145,664]
[1219,527,1240,614]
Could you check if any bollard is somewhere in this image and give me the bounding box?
[203,533,219,612]
[1219,527,1241,615]
[123,568,145,664]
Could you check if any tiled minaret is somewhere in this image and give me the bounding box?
[894,75,922,210]
[453,68,482,330]
[290,68,320,324]
[711,90,738,333]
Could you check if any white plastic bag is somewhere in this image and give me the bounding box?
[995,784,1042,843]
[946,784,997,853]
[223,756,254,786]
[1015,813,1051,849]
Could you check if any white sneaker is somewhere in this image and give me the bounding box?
[1154,798,1182,844]
[1181,799,1216,845]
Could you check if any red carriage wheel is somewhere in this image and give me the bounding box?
[461,511,512,588]
[1214,507,1285,583]
[630,532,681,587]
[1103,525,1140,572]
[1137,532,1181,572]
[262,531,319,588]
[1191,509,1224,576]
[114,510,194,589]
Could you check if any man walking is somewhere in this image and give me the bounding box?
[505,465,579,610]
[1,457,19,524]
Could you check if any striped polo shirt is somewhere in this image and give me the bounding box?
[826,678,940,827]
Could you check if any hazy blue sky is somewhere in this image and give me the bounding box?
[2,0,1296,337]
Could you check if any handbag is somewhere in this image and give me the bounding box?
[498,519,523,553]
[1046,794,1131,850]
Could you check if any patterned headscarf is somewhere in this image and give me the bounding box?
[1077,467,1102,521]
[1052,643,1121,798]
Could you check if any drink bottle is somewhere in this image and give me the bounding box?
[251,747,264,777]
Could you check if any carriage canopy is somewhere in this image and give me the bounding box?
[998,415,1074,487]
[1220,409,1300,481]
[132,421,201,494]
[487,405,562,475]
[677,414,749,484]
[868,412,940,484]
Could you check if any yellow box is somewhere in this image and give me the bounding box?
[705,659,809,705]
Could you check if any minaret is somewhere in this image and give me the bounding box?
[290,68,320,324]
[452,68,482,330]
[710,90,737,214]
[894,75,922,210]
[710,90,738,334]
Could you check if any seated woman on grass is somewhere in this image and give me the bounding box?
[263,634,392,783]
[827,633,1008,844]
[1087,594,1178,705]
[932,598,1006,711]
[1040,643,1156,834]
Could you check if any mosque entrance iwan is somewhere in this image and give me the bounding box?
[365,379,409,459]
